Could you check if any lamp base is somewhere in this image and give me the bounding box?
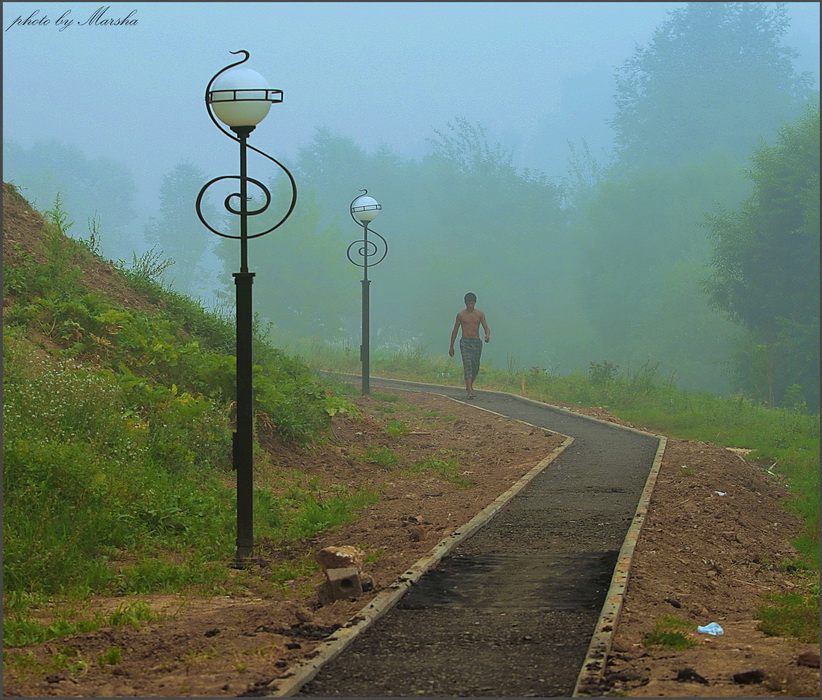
[230,124,256,138]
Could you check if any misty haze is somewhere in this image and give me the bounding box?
[3,1,819,409]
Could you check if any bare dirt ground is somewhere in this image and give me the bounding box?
[3,390,819,698]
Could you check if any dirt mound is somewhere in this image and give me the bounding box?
[2,181,160,313]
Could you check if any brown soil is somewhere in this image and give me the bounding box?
[2,183,819,697]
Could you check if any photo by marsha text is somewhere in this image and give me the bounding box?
[5,6,138,32]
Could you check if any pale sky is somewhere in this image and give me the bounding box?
[4,2,819,213]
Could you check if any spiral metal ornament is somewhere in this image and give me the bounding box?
[195,50,297,241]
[347,190,388,268]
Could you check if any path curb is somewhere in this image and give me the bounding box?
[573,434,667,696]
[295,373,668,697]
[267,396,574,697]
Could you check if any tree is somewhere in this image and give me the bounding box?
[703,104,820,409]
[611,2,815,168]
[144,160,216,296]
[570,153,750,390]
[214,176,356,342]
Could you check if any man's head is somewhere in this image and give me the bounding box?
[464,292,477,304]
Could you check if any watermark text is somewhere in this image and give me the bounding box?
[6,6,139,32]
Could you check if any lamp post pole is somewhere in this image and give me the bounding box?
[347,192,385,395]
[361,221,371,395]
[196,51,297,568]
[234,125,254,562]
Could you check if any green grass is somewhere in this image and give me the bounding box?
[283,488,379,539]
[756,591,820,643]
[386,419,412,437]
[4,601,158,648]
[643,615,699,650]
[362,445,401,468]
[1,196,370,627]
[404,457,472,488]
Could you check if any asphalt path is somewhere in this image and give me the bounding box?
[294,378,661,697]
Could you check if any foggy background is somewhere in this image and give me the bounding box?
[4,2,819,400]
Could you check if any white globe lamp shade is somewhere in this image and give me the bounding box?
[351,195,381,223]
[209,67,275,127]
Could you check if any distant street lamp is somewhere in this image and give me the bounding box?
[195,50,297,568]
[347,191,386,395]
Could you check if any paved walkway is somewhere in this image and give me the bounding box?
[291,378,661,697]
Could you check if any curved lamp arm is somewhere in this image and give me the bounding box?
[347,189,388,268]
[196,50,297,241]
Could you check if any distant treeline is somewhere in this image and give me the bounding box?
[4,3,818,409]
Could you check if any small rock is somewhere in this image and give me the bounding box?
[315,545,365,571]
[607,671,647,683]
[797,651,820,668]
[409,526,426,541]
[675,668,709,684]
[610,639,632,653]
[733,669,767,684]
[294,608,313,623]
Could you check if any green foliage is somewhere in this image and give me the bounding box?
[363,445,401,468]
[2,335,240,595]
[98,646,123,667]
[282,488,378,539]
[125,246,175,284]
[2,194,373,612]
[324,393,361,418]
[385,420,412,437]
[703,104,820,410]
[4,601,157,648]
[588,360,619,386]
[756,592,820,644]
[3,199,336,444]
[612,2,813,167]
[643,615,698,651]
[405,457,472,488]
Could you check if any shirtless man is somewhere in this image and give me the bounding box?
[449,292,491,399]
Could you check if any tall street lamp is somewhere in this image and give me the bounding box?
[347,191,386,395]
[195,50,297,568]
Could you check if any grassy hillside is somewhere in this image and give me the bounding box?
[2,182,360,615]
